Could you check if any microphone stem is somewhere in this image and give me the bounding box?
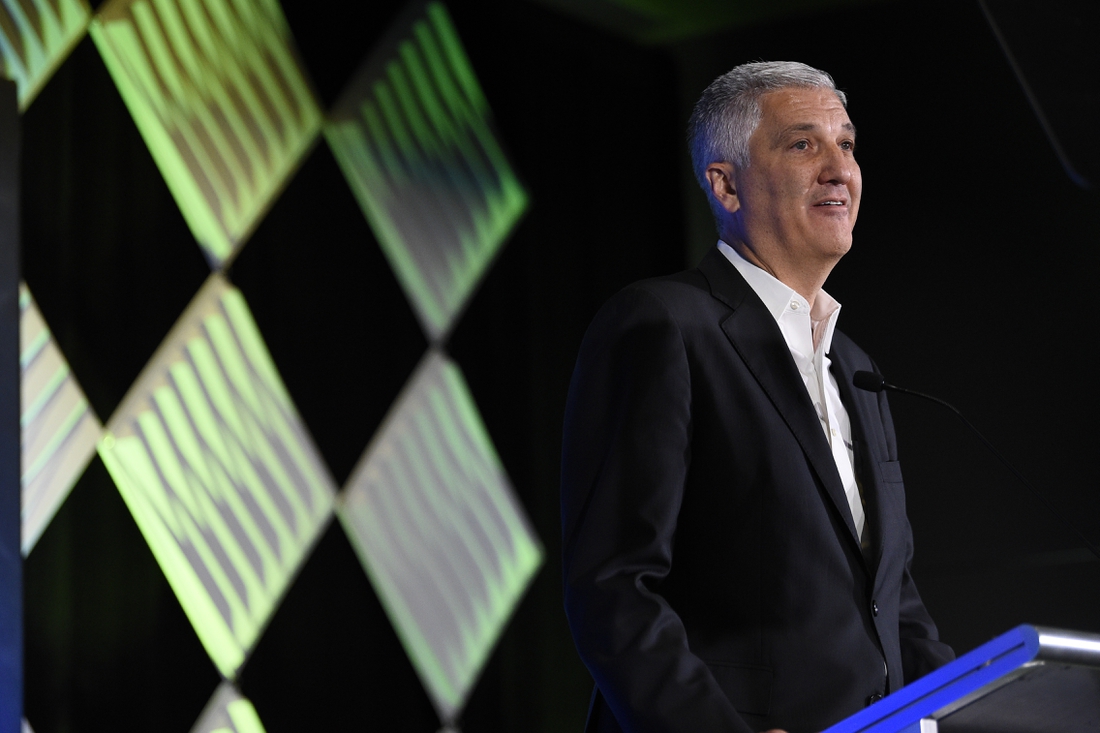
[885,381,1100,562]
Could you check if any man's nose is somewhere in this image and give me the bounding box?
[819,146,854,185]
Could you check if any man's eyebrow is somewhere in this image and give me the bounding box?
[773,121,857,142]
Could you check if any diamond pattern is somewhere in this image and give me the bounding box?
[238,520,441,733]
[89,0,322,268]
[20,32,214,423]
[24,457,222,731]
[339,350,542,723]
[18,0,539,729]
[190,683,267,733]
[0,0,91,110]
[230,141,428,486]
[19,283,102,556]
[98,274,336,679]
[326,0,527,342]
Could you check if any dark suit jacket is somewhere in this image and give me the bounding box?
[561,248,953,733]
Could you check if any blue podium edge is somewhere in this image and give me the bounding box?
[824,625,1041,733]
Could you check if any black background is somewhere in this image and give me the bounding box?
[20,0,1100,731]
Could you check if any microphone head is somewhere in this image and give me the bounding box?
[853,371,886,393]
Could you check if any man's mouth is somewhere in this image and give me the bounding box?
[814,199,846,207]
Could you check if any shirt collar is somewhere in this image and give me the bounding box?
[716,240,842,354]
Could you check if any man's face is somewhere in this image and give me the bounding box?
[729,86,861,268]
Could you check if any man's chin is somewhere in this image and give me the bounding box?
[812,236,853,262]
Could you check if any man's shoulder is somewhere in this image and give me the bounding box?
[571,268,716,360]
[593,266,721,326]
[614,246,742,307]
[624,266,711,301]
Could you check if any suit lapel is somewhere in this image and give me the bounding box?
[698,250,863,555]
[829,341,886,576]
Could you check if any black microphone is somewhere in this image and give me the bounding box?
[853,371,886,393]
[853,371,1100,561]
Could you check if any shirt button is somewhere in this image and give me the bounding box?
[789,301,798,310]
[831,428,838,437]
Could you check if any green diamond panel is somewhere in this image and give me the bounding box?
[99,274,336,678]
[20,282,102,556]
[191,683,267,733]
[90,0,322,268]
[0,0,90,110]
[326,1,527,342]
[339,349,542,723]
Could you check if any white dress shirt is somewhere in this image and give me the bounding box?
[717,241,865,541]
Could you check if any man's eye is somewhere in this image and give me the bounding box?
[793,140,809,150]
[840,140,855,151]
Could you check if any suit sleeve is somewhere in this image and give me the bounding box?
[561,286,754,733]
[897,542,955,682]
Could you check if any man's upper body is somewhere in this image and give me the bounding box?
[561,62,954,733]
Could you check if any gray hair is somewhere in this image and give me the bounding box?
[687,61,847,190]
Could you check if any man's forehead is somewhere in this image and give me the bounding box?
[758,88,854,133]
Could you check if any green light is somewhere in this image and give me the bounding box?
[326,1,528,342]
[191,683,269,733]
[99,275,336,678]
[90,0,322,268]
[0,0,91,110]
[19,283,103,556]
[339,350,542,723]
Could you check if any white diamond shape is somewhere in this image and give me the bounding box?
[326,1,528,342]
[339,349,542,723]
[91,0,322,267]
[20,282,103,556]
[99,274,336,678]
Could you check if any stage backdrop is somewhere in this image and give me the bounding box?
[9,0,1098,732]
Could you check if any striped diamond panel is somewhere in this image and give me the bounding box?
[339,349,542,723]
[99,274,336,678]
[0,0,90,110]
[19,282,102,556]
[90,0,322,268]
[326,1,527,342]
[190,683,267,733]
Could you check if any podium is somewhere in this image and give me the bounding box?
[824,625,1100,733]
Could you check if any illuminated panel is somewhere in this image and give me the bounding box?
[90,0,322,268]
[99,274,336,678]
[0,0,91,110]
[190,683,267,733]
[326,1,527,342]
[19,283,102,556]
[339,350,542,722]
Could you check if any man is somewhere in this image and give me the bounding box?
[560,62,953,733]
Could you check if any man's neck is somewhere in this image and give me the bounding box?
[724,238,836,310]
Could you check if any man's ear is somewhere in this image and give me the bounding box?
[705,162,740,214]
